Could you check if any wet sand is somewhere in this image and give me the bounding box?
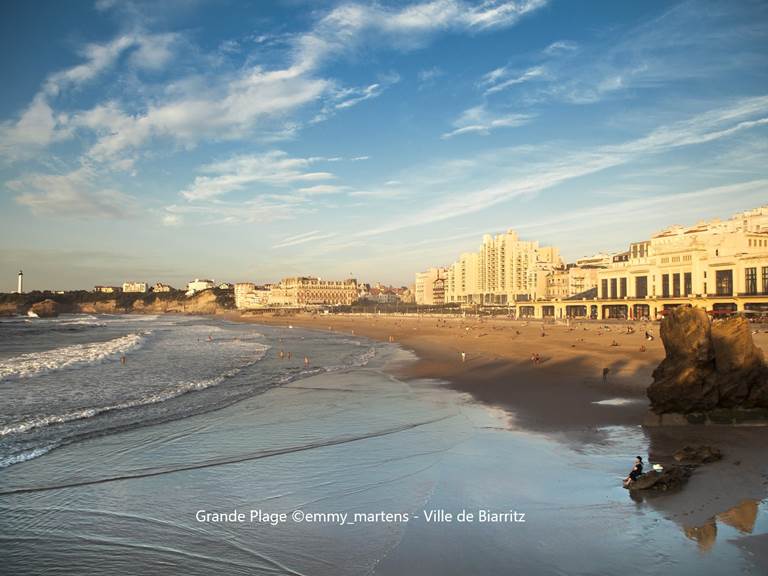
[231,313,667,433]
[230,311,768,569]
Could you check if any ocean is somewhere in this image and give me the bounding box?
[0,314,765,575]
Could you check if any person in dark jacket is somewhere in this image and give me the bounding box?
[624,456,644,485]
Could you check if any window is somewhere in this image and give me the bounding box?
[661,274,670,297]
[745,268,757,294]
[763,267,768,294]
[684,272,692,296]
[601,279,608,299]
[610,278,617,299]
[635,276,648,298]
[715,270,733,296]
[620,277,627,298]
[672,273,680,297]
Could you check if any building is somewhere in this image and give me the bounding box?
[217,282,233,290]
[594,206,768,319]
[186,278,215,296]
[443,230,562,304]
[234,283,271,309]
[268,277,358,307]
[122,282,148,293]
[152,283,174,293]
[94,285,120,293]
[17,270,23,294]
[545,264,601,300]
[415,267,447,305]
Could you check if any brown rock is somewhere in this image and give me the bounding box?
[30,299,61,318]
[647,306,768,416]
[673,445,722,464]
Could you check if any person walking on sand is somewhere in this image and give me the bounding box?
[120,355,126,365]
[304,356,310,366]
[602,367,610,384]
[461,352,466,363]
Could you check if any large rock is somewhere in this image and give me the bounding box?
[30,299,61,318]
[627,465,693,492]
[647,306,768,416]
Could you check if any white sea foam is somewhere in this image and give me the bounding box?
[0,445,57,468]
[0,332,150,382]
[592,398,639,406]
[0,344,270,438]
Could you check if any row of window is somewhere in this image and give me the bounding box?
[600,267,768,298]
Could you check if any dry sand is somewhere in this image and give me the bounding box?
[232,312,668,434]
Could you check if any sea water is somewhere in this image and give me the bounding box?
[0,314,765,575]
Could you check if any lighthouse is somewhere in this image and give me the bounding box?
[17,270,23,294]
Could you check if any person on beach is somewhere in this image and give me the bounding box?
[602,367,610,384]
[645,330,655,341]
[461,352,466,363]
[304,356,310,366]
[120,355,126,365]
[624,456,644,486]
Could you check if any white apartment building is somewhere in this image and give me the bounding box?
[186,278,215,296]
[234,283,271,309]
[415,267,447,305]
[443,230,562,304]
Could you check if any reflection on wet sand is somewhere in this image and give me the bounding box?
[684,500,760,552]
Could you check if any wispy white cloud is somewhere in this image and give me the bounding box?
[441,104,534,138]
[180,151,336,201]
[9,165,137,219]
[479,65,545,95]
[273,231,338,249]
[366,96,768,235]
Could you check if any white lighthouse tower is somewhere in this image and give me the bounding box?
[17,270,23,294]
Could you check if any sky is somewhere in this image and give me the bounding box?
[1,0,767,291]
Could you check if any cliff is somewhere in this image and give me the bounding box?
[0,289,234,317]
[646,306,768,425]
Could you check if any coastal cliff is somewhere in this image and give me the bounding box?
[646,306,768,425]
[0,288,234,317]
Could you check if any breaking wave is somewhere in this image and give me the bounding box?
[0,332,149,382]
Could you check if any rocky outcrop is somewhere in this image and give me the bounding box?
[29,299,62,318]
[627,465,693,492]
[647,307,768,422]
[673,445,722,464]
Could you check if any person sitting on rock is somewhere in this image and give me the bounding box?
[624,456,644,486]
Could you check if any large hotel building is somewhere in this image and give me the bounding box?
[235,277,358,309]
[416,206,768,319]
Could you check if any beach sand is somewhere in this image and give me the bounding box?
[230,311,768,564]
[232,313,666,433]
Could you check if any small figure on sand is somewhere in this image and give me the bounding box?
[461,352,466,363]
[610,339,619,347]
[120,355,126,365]
[304,356,310,366]
[279,350,285,359]
[623,456,644,487]
[530,353,541,365]
[388,335,394,342]
[208,334,213,342]
[639,345,647,353]
[645,330,654,341]
[602,367,610,384]
[287,351,292,360]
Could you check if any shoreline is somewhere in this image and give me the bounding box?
[227,312,666,437]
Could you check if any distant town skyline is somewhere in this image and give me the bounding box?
[1,0,767,291]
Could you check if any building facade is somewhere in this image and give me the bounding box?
[267,277,358,307]
[122,282,148,293]
[152,283,174,293]
[415,267,447,305]
[594,206,768,318]
[443,230,562,304]
[186,279,215,295]
[234,283,271,309]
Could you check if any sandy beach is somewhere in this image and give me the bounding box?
[231,311,768,562]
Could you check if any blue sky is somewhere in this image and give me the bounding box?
[1,0,767,290]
